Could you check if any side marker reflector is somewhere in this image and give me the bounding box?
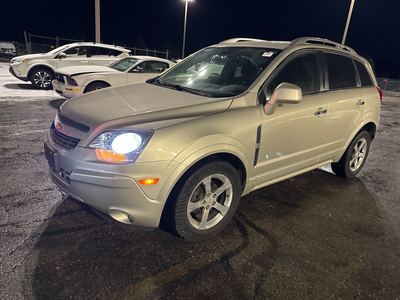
[138,178,160,185]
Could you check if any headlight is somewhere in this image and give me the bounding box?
[66,76,78,86]
[11,58,30,64]
[89,130,153,163]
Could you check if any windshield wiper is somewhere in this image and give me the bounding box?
[152,79,228,98]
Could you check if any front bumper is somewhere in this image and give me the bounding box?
[52,80,83,98]
[9,65,28,81]
[44,137,177,228]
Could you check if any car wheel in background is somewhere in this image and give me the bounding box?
[29,68,54,89]
[331,131,371,178]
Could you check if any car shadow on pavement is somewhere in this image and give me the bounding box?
[4,83,37,90]
[48,99,67,110]
[30,169,394,299]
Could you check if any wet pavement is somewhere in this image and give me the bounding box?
[1,64,400,299]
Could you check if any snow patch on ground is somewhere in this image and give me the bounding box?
[0,63,62,100]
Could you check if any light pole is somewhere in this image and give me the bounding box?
[342,0,356,45]
[95,0,101,43]
[182,0,193,58]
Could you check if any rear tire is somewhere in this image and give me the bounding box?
[84,81,110,93]
[171,161,241,241]
[331,131,371,178]
[29,68,54,89]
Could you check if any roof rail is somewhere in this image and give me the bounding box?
[219,38,270,44]
[291,37,357,54]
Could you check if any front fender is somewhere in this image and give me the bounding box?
[156,135,253,211]
[27,62,55,76]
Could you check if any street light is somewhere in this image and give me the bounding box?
[181,0,194,58]
[342,0,356,45]
[95,0,101,43]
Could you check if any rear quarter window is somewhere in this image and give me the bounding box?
[355,60,373,87]
[325,53,357,90]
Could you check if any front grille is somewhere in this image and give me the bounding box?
[50,123,80,150]
[55,73,65,83]
[58,111,90,132]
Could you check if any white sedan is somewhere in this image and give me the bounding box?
[52,56,175,98]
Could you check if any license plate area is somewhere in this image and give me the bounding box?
[44,143,59,172]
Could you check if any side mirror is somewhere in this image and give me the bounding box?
[57,52,67,59]
[264,82,302,114]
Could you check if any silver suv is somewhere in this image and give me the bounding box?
[45,37,381,240]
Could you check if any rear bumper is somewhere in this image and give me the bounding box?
[9,66,28,81]
[52,80,83,98]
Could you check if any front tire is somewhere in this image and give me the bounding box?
[172,161,242,241]
[29,68,54,89]
[331,131,371,177]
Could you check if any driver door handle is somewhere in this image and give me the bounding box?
[314,107,328,117]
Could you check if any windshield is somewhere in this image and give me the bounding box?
[110,57,139,72]
[155,47,280,98]
[47,45,70,55]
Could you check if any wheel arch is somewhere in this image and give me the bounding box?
[343,120,377,154]
[83,80,111,93]
[159,150,248,228]
[27,64,55,79]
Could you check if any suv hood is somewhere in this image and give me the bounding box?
[56,65,118,76]
[11,53,45,62]
[60,82,232,134]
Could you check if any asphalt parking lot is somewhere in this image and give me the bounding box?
[1,62,400,299]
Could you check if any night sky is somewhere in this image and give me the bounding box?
[1,0,399,78]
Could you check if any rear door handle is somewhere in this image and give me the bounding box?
[356,99,365,107]
[314,107,328,117]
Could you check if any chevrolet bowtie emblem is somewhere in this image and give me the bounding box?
[55,121,63,131]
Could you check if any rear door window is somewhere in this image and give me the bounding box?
[355,60,373,87]
[325,53,357,90]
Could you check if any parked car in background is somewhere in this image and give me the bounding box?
[9,42,131,89]
[45,37,381,240]
[0,41,17,58]
[52,56,174,98]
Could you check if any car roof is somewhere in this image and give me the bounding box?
[214,37,358,56]
[215,38,291,50]
[65,42,131,53]
[130,55,174,64]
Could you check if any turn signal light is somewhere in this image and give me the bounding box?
[95,149,126,163]
[138,178,160,185]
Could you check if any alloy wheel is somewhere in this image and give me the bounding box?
[33,71,52,88]
[186,174,233,230]
[349,137,368,172]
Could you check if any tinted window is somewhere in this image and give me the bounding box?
[133,61,169,73]
[82,47,122,57]
[355,60,373,87]
[266,52,321,97]
[110,57,139,72]
[326,53,357,90]
[64,47,79,56]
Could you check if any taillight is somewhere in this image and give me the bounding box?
[377,87,383,103]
